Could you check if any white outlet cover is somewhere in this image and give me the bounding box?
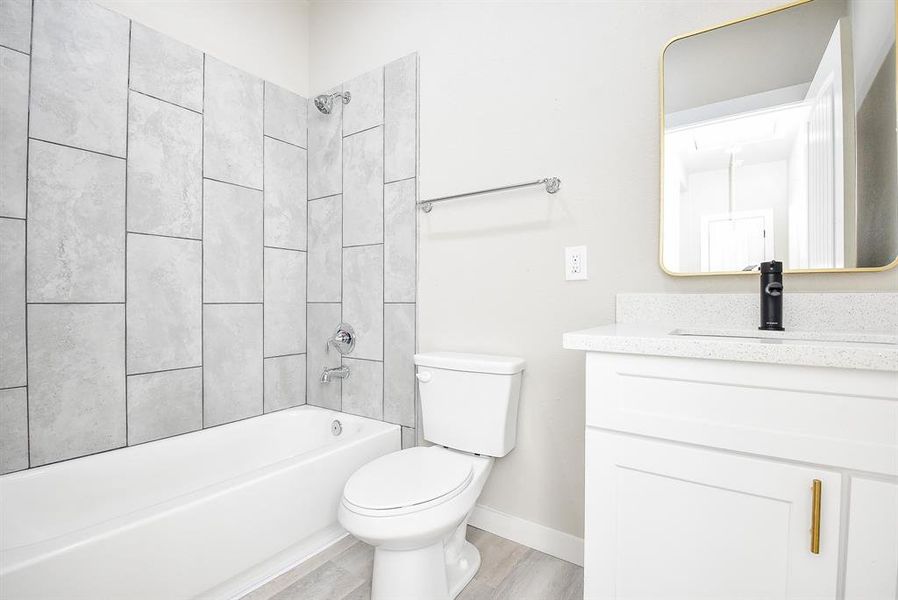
[565,246,588,281]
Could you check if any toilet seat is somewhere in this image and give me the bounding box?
[342,447,474,517]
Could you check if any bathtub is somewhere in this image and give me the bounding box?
[0,406,399,599]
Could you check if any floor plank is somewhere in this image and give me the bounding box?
[242,526,583,600]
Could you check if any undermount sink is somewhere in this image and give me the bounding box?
[669,328,898,346]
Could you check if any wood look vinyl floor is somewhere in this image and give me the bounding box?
[242,526,583,600]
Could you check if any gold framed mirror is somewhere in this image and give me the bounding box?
[660,0,898,276]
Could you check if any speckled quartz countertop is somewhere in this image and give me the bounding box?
[562,323,898,372]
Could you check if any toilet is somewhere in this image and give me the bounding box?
[338,352,525,600]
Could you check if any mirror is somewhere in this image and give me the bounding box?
[661,0,897,275]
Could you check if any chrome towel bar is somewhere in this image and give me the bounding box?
[418,177,561,212]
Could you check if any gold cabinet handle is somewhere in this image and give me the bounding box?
[811,479,822,554]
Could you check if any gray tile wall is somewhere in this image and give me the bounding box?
[0,1,417,474]
[0,1,309,474]
[305,56,419,448]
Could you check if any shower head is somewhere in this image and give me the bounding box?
[314,91,351,114]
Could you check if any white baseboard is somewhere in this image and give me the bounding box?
[468,504,584,567]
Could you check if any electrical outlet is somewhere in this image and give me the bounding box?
[565,246,588,281]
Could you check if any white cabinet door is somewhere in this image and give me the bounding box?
[585,429,841,600]
[844,477,898,600]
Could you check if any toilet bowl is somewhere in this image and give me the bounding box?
[338,352,525,600]
[338,446,493,599]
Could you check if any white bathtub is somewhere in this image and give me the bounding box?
[0,406,399,599]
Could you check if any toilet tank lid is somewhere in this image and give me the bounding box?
[414,352,525,375]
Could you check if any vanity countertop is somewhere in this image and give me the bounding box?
[563,323,898,372]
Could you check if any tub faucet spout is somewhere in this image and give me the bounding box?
[321,366,350,383]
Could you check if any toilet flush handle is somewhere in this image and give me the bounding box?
[416,371,432,383]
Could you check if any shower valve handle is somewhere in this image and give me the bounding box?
[325,324,356,355]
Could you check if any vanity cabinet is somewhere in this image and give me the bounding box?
[581,351,898,600]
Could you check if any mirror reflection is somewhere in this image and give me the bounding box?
[662,0,897,274]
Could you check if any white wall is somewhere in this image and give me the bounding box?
[95,0,311,96]
[308,0,897,541]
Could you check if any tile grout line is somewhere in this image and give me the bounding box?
[0,42,29,56]
[201,51,206,430]
[23,0,35,469]
[382,66,387,425]
[129,365,203,378]
[129,87,202,116]
[264,132,306,151]
[124,18,132,448]
[262,79,266,415]
[28,136,125,161]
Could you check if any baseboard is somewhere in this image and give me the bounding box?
[468,504,584,567]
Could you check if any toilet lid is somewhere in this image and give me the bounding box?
[344,447,474,511]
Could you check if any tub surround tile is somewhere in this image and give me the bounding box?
[127,234,202,374]
[307,196,342,302]
[203,179,263,303]
[27,140,125,303]
[342,127,384,246]
[204,304,263,427]
[343,245,383,360]
[0,0,32,53]
[384,304,415,427]
[0,387,28,474]
[307,303,342,410]
[265,82,307,147]
[401,426,416,450]
[384,54,417,182]
[129,22,203,113]
[384,178,416,302]
[308,87,342,199]
[0,48,29,218]
[0,219,26,388]
[264,248,306,357]
[264,355,306,413]
[264,137,307,250]
[204,56,263,189]
[30,0,129,157]
[127,91,203,239]
[343,67,384,136]
[127,367,202,445]
[28,304,126,466]
[341,358,383,420]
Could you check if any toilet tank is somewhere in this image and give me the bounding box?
[414,352,525,457]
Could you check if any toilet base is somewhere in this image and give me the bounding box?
[369,538,481,600]
[447,541,481,599]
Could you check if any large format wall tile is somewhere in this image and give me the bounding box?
[343,127,384,246]
[265,82,306,147]
[264,355,306,413]
[308,196,342,302]
[203,179,263,303]
[384,303,415,427]
[343,67,383,136]
[127,367,202,445]
[0,219,26,388]
[204,304,262,426]
[308,87,342,199]
[30,0,129,157]
[264,248,306,357]
[204,56,263,189]
[27,140,125,302]
[384,178,416,302]
[342,358,383,420]
[401,426,417,450]
[0,0,32,53]
[306,302,341,410]
[264,137,307,250]
[129,22,203,113]
[28,304,125,466]
[384,54,417,182]
[128,91,202,239]
[0,387,28,474]
[343,245,383,360]
[127,234,202,374]
[0,48,29,218]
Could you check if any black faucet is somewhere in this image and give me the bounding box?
[759,260,784,331]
